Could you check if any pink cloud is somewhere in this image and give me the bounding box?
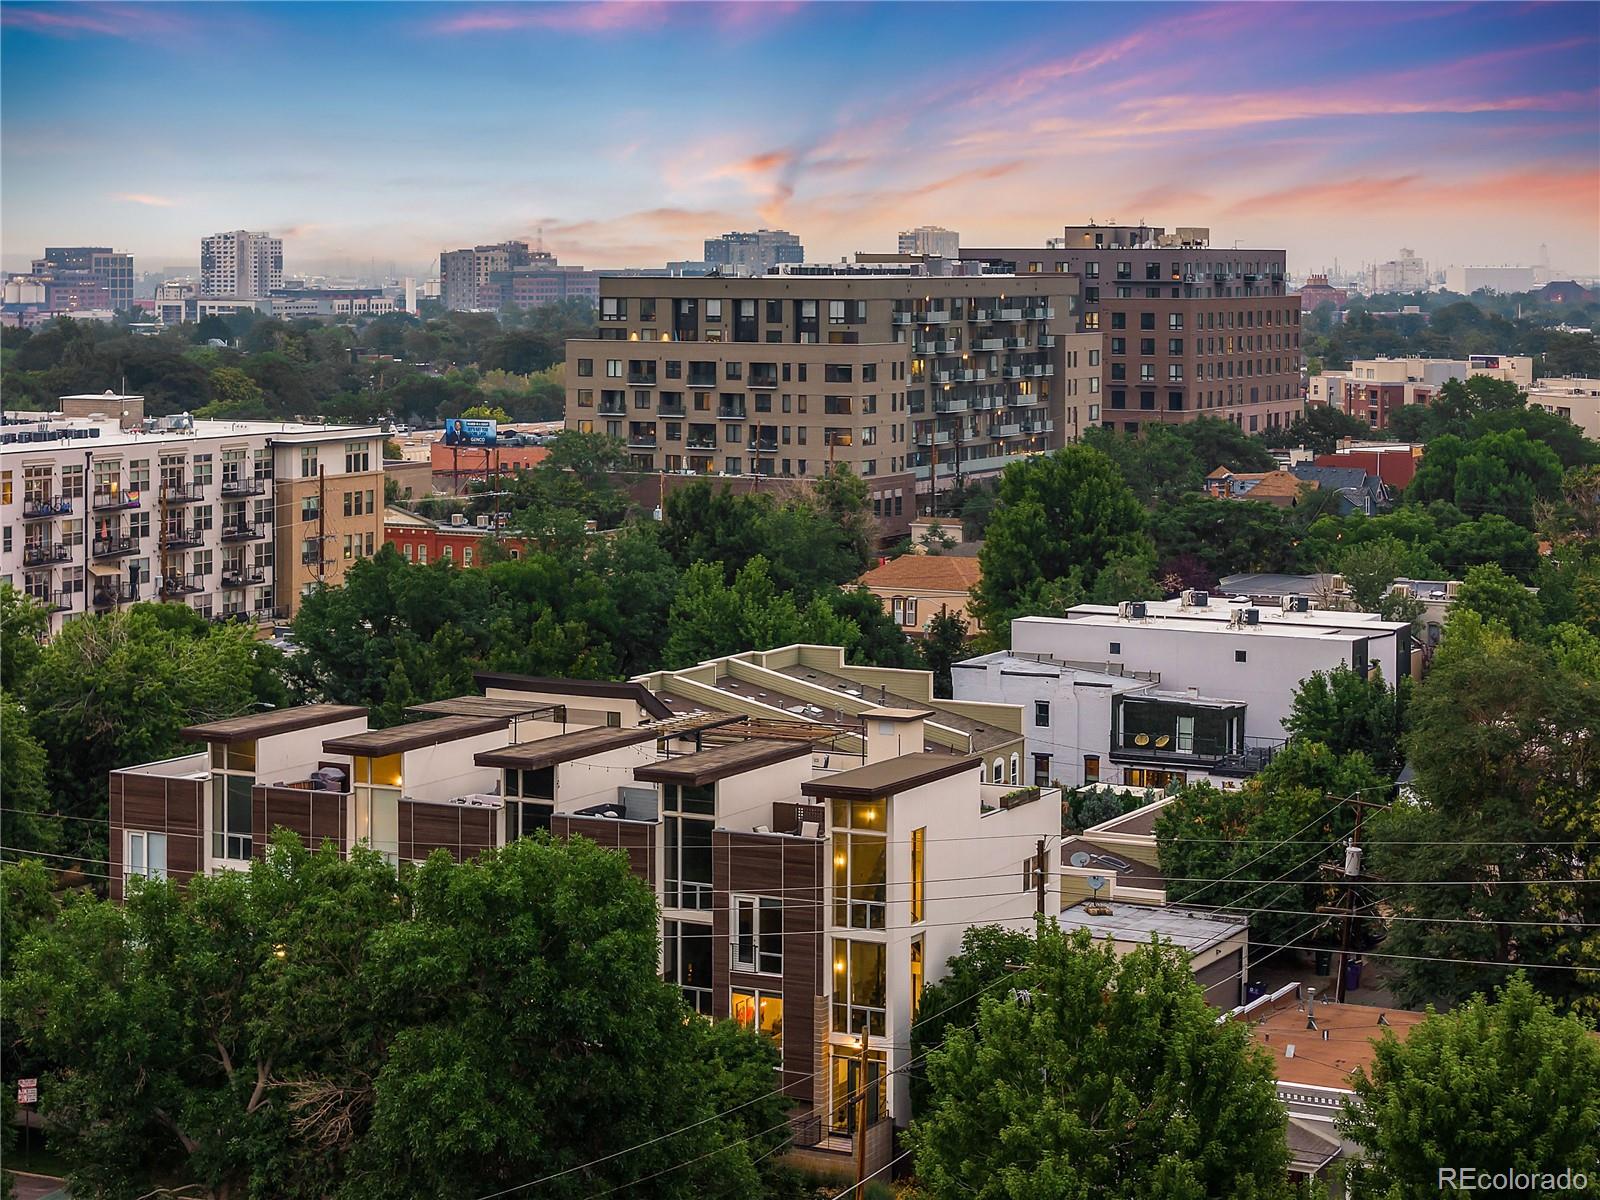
[1223,162,1600,223]
[110,192,176,208]
[1,3,196,40]
[432,1,800,36]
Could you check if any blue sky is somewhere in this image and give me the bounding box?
[3,1,1597,278]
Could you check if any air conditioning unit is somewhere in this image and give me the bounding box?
[1180,589,1209,608]
[1445,580,1461,599]
[1282,595,1309,613]
[450,513,466,526]
[475,515,489,528]
[1245,608,1261,625]
[1130,601,1148,619]
[1228,609,1246,628]
[1330,574,1347,592]
[1118,601,1134,619]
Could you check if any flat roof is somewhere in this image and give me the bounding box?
[633,739,811,786]
[408,695,566,720]
[771,663,1015,751]
[322,714,508,756]
[954,650,1157,688]
[1247,995,1427,1090]
[1038,613,1380,643]
[474,672,672,719]
[474,712,742,769]
[801,751,978,799]
[1055,901,1246,955]
[1086,798,1169,838]
[182,704,367,744]
[1059,837,1166,890]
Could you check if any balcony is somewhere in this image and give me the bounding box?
[627,433,659,448]
[220,521,268,543]
[656,400,686,417]
[22,542,69,567]
[716,406,747,420]
[998,307,1024,321]
[933,396,969,415]
[92,488,140,512]
[22,496,71,520]
[1027,363,1054,378]
[1008,391,1044,407]
[916,339,956,355]
[988,421,1022,438]
[892,312,915,325]
[626,372,657,386]
[1024,307,1054,320]
[976,338,1004,351]
[162,484,203,504]
[92,582,138,608]
[955,369,987,383]
[159,575,205,598]
[221,477,266,498]
[1002,365,1024,380]
[597,399,627,416]
[223,566,267,588]
[1038,335,1057,348]
[163,526,205,550]
[1002,337,1028,350]
[915,429,953,448]
[748,372,779,390]
[1019,420,1055,436]
[91,535,140,559]
[685,438,717,451]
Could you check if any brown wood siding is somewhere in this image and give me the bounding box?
[711,830,824,1106]
[399,801,499,864]
[109,769,205,902]
[252,786,348,858]
[551,815,655,885]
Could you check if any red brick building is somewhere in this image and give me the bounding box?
[384,506,526,567]
[1314,445,1422,490]
[429,441,550,494]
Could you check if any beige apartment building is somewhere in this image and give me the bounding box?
[563,266,1099,518]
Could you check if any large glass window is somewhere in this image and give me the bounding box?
[210,739,256,861]
[910,827,925,924]
[910,936,925,1021]
[731,988,784,1051]
[352,754,402,861]
[732,895,783,974]
[664,782,715,910]
[664,919,713,1015]
[831,798,886,929]
[832,938,886,1036]
[127,831,168,882]
[829,1048,886,1135]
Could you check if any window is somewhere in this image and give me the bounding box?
[832,937,886,1036]
[577,358,593,377]
[1034,700,1050,727]
[910,827,925,923]
[210,739,257,862]
[664,920,713,1015]
[831,797,886,929]
[1033,753,1052,787]
[732,895,783,974]
[910,937,925,1021]
[1235,649,1247,663]
[731,988,784,1050]
[664,782,715,910]
[1084,754,1101,784]
[126,831,168,882]
[992,758,1004,784]
[1010,753,1020,785]
[1109,641,1121,656]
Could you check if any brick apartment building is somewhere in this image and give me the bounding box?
[563,265,1099,519]
[962,223,1302,435]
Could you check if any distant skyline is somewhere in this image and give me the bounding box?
[3,1,1597,279]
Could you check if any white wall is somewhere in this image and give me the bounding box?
[556,744,658,812]
[402,731,511,802]
[716,757,813,834]
[257,717,367,785]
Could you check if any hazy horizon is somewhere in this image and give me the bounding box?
[4,1,1598,281]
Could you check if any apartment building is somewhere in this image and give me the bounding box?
[1308,354,1533,430]
[109,661,1059,1175]
[1,396,383,634]
[963,222,1301,435]
[1525,375,1600,439]
[200,231,284,299]
[439,241,531,310]
[704,229,805,274]
[563,266,1098,516]
[31,246,136,310]
[952,594,1413,791]
[897,226,959,258]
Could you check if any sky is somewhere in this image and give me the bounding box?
[2,1,1597,280]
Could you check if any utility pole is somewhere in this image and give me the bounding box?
[854,1024,871,1190]
[1334,801,1366,1003]
[1035,837,1047,916]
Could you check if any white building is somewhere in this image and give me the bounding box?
[898,226,960,258]
[1527,376,1600,439]
[1443,265,1535,295]
[952,596,1413,791]
[1370,248,1427,294]
[201,231,283,299]
[2,395,384,635]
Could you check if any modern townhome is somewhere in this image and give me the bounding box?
[108,663,1059,1179]
[953,593,1413,791]
[562,263,1100,521]
[1,393,385,635]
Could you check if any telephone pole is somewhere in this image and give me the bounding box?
[854,1025,871,1190]
[1333,800,1367,1003]
[1035,837,1047,916]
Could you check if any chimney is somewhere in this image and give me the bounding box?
[862,706,929,765]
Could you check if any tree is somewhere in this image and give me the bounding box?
[1172,415,1279,474]
[971,447,1154,644]
[921,609,971,699]
[1370,615,1600,1015]
[1340,975,1600,1199]
[908,924,1293,1199]
[0,584,48,689]
[4,834,792,1199]
[1450,561,1542,641]
[828,587,921,669]
[461,403,510,422]
[1338,539,1412,611]
[0,694,60,855]
[1148,494,1300,579]
[1265,405,1371,455]
[663,557,856,668]
[1286,665,1407,778]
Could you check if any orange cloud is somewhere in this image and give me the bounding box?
[1224,163,1600,223]
[110,192,175,207]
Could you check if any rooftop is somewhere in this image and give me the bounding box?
[322,714,509,756]
[1241,990,1427,1090]
[857,554,982,593]
[1059,837,1167,890]
[1085,798,1169,839]
[952,650,1158,688]
[1055,900,1246,955]
[181,704,367,745]
[474,672,672,719]
[632,738,812,786]
[800,751,978,799]
[1,409,380,451]
[473,712,742,769]
[770,662,1015,752]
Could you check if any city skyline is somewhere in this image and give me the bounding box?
[2,0,1597,278]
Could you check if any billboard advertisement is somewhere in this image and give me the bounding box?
[443,417,498,447]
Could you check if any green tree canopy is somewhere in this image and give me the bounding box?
[1339,975,1600,1199]
[971,446,1154,644]
[1285,664,1407,779]
[908,923,1292,1200]
[1450,561,1543,641]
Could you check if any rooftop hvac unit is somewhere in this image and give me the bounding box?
[1228,608,1246,628]
[1282,595,1309,613]
[475,515,489,528]
[1245,608,1261,625]
[1180,589,1209,608]
[1130,601,1147,619]
[1330,574,1347,592]
[450,513,466,526]
[1118,601,1134,618]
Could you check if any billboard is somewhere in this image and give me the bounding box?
[443,417,498,447]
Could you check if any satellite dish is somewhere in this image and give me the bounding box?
[1069,851,1092,868]
[1086,875,1108,893]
